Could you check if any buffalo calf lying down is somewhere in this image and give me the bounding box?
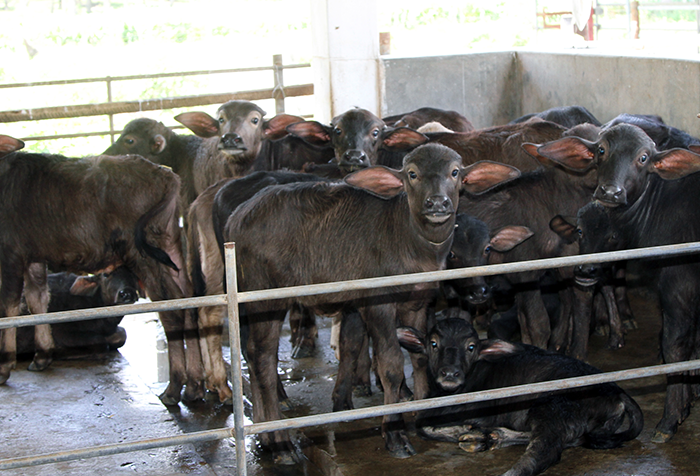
[17,267,142,355]
[398,317,643,476]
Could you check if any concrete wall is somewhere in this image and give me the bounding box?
[381,50,700,136]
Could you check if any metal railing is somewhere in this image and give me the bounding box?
[2,241,700,473]
[0,54,313,144]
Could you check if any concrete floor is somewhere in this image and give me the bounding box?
[1,274,699,476]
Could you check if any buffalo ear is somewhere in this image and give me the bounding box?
[490,225,534,252]
[344,166,404,199]
[174,111,221,138]
[152,134,167,154]
[462,161,520,195]
[529,136,596,171]
[0,134,24,157]
[550,215,579,243]
[70,275,100,297]
[286,121,332,147]
[263,114,306,140]
[397,326,425,354]
[382,126,429,150]
[652,148,700,180]
[478,339,519,361]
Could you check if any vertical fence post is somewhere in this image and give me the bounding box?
[225,242,248,476]
[106,76,115,144]
[273,54,285,114]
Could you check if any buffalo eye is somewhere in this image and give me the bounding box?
[408,170,418,180]
[467,343,476,352]
[598,146,605,156]
[639,154,648,164]
[334,127,342,136]
[451,168,460,178]
[577,227,583,237]
[218,117,225,124]
[372,128,380,138]
[252,117,260,125]
[430,340,438,349]
[448,251,456,260]
[484,245,492,254]
[125,138,134,145]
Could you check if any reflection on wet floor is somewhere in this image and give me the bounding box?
[2,281,700,475]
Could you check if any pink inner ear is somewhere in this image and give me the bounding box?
[480,340,517,356]
[345,167,404,198]
[69,277,99,296]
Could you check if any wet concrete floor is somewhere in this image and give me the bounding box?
[1,272,699,475]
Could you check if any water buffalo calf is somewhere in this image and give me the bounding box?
[17,267,142,354]
[224,143,520,463]
[398,317,643,476]
[0,135,203,405]
[532,122,700,443]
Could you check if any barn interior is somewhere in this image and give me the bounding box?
[2,1,700,475]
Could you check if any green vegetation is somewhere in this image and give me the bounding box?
[0,0,698,156]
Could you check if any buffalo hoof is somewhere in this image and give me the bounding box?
[158,389,181,407]
[291,342,315,359]
[270,441,304,466]
[353,384,372,398]
[106,327,127,350]
[0,369,9,385]
[623,318,639,330]
[458,430,490,453]
[385,430,417,459]
[28,356,52,372]
[183,382,206,402]
[651,429,674,444]
[280,398,294,413]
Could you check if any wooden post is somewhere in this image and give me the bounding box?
[273,54,285,114]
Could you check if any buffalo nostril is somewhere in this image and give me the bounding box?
[426,199,435,208]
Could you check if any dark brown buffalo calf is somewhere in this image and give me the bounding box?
[398,317,643,476]
[17,267,142,354]
[286,107,427,174]
[532,123,700,443]
[0,135,203,405]
[174,100,305,193]
[383,107,474,133]
[224,143,519,463]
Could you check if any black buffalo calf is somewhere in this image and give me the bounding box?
[398,317,643,476]
[17,267,142,355]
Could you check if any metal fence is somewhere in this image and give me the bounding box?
[2,241,700,474]
[0,54,313,144]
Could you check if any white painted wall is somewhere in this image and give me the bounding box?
[310,0,380,123]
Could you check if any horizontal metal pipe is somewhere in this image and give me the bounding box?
[0,295,227,330]
[2,358,698,470]
[235,242,700,304]
[246,359,700,435]
[2,242,699,330]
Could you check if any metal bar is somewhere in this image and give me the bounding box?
[235,241,700,305]
[225,243,248,476]
[245,358,700,435]
[0,84,314,123]
[2,358,699,470]
[0,295,227,330]
[2,241,700,330]
[0,64,311,90]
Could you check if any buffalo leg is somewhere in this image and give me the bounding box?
[199,303,232,403]
[362,303,417,459]
[0,256,24,384]
[333,309,366,411]
[23,263,54,371]
[516,288,551,349]
[289,304,317,359]
[602,284,625,349]
[246,307,300,464]
[568,284,594,360]
[503,430,564,476]
[458,427,531,452]
[653,305,697,443]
